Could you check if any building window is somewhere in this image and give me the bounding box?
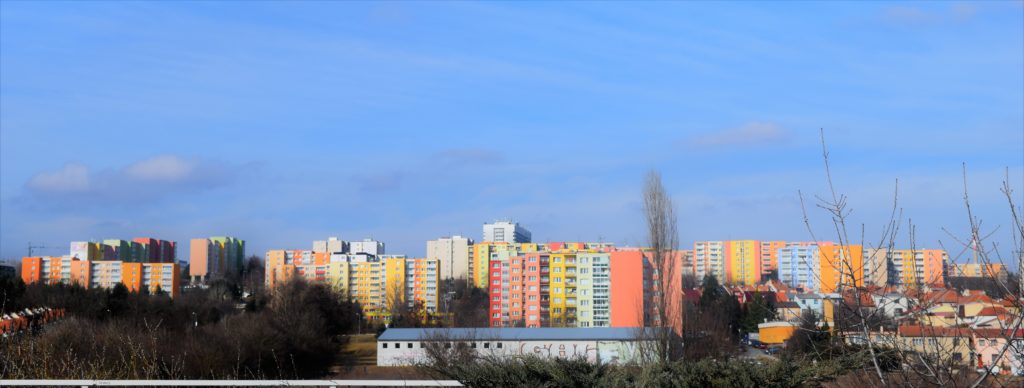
[484,342,490,348]
[382,343,388,349]
[497,343,503,348]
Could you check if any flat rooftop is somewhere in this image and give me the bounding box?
[378,327,661,341]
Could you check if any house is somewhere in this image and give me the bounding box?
[897,325,973,365]
[775,301,802,321]
[972,328,1024,375]
[870,292,911,319]
[792,293,824,319]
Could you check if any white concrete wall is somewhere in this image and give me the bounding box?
[377,339,647,366]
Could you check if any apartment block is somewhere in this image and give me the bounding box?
[350,239,385,256]
[488,253,525,327]
[576,252,611,328]
[487,248,671,330]
[890,249,946,287]
[725,240,763,285]
[948,263,1007,278]
[132,237,177,263]
[819,245,864,293]
[426,235,473,281]
[483,221,532,243]
[389,257,439,314]
[694,241,725,283]
[490,250,620,329]
[101,240,133,261]
[696,240,791,285]
[20,256,89,287]
[778,244,823,291]
[313,237,348,254]
[264,246,437,322]
[548,252,578,327]
[471,242,515,289]
[189,236,245,283]
[21,255,180,298]
[70,241,103,261]
[642,250,684,332]
[761,241,787,276]
[863,248,891,287]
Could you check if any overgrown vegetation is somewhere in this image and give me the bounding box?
[420,354,887,388]
[0,277,361,379]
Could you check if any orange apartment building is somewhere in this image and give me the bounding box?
[21,256,180,298]
[819,245,865,293]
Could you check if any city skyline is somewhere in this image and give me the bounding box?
[2,2,1022,266]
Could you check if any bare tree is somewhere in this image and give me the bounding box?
[798,131,1024,387]
[386,270,408,325]
[642,170,681,363]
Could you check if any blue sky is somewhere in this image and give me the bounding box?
[1,1,1022,268]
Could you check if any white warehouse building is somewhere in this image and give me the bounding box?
[376,327,656,366]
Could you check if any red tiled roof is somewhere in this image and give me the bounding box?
[975,307,1007,317]
[973,328,1024,339]
[959,294,994,305]
[842,291,876,307]
[775,292,789,302]
[920,290,960,305]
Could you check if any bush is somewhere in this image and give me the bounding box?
[0,279,361,379]
[420,355,872,387]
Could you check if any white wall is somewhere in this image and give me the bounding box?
[377,339,647,366]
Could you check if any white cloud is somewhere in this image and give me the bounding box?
[26,163,91,193]
[23,155,247,206]
[124,155,197,182]
[689,122,790,148]
[881,3,980,25]
[882,6,932,24]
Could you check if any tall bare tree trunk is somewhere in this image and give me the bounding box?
[643,170,679,363]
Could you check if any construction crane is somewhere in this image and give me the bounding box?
[27,242,57,257]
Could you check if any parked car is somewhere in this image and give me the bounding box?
[764,346,782,355]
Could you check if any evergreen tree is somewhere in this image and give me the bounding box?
[699,275,722,310]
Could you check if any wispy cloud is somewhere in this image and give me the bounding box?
[688,122,791,148]
[881,3,980,25]
[123,155,199,182]
[23,155,250,206]
[354,172,406,193]
[26,163,91,193]
[433,148,505,166]
[882,6,933,24]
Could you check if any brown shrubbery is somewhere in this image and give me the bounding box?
[0,278,360,379]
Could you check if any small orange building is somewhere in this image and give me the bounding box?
[759,321,798,344]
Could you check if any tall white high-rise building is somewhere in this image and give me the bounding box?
[313,237,348,254]
[350,239,385,256]
[483,221,532,243]
[426,235,473,280]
